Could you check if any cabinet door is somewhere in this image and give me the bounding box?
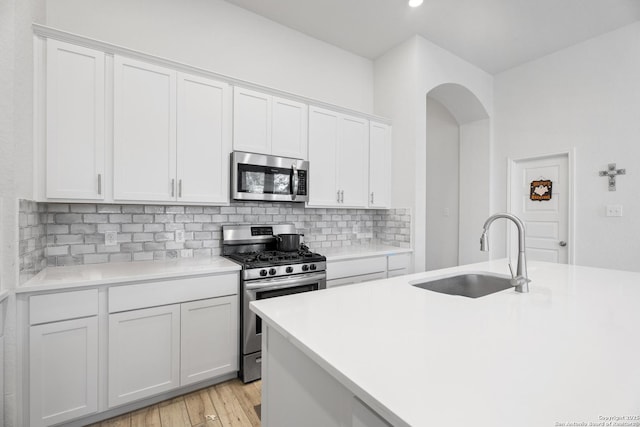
[233,87,272,154]
[368,122,391,208]
[308,106,339,207]
[177,73,232,204]
[108,305,180,407]
[271,96,308,159]
[46,40,105,200]
[338,115,369,207]
[29,317,98,427]
[113,56,177,201]
[180,296,238,386]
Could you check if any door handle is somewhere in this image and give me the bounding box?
[171,179,175,197]
[292,164,298,201]
[340,190,344,203]
[337,190,340,203]
[559,241,567,247]
[178,179,182,198]
[97,174,102,195]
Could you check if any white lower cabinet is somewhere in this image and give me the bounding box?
[181,296,238,385]
[108,295,238,408]
[326,252,413,288]
[108,304,181,408]
[29,317,99,427]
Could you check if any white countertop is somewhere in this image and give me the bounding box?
[251,260,640,427]
[19,257,241,293]
[320,244,412,261]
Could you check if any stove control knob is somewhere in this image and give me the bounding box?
[310,264,317,271]
[302,264,309,272]
[286,267,293,273]
[260,269,268,277]
[269,268,277,276]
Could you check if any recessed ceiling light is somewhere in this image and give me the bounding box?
[408,0,423,7]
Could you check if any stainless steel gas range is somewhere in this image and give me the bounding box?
[222,223,326,383]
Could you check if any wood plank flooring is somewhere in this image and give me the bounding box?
[88,379,261,427]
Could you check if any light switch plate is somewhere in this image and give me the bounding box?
[104,231,117,246]
[606,205,623,217]
[175,230,185,243]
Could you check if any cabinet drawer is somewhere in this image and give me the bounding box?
[109,273,238,313]
[327,272,387,288]
[388,253,411,271]
[387,268,408,278]
[30,289,99,325]
[327,256,386,281]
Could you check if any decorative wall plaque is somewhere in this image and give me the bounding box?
[530,180,552,201]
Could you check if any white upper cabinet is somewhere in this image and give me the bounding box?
[233,87,308,159]
[113,56,177,202]
[233,87,272,154]
[308,106,368,208]
[338,115,369,207]
[308,107,340,206]
[271,96,308,159]
[368,121,392,208]
[113,56,231,204]
[177,73,232,204]
[45,40,105,200]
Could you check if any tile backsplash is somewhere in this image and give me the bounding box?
[18,200,47,284]
[19,200,411,279]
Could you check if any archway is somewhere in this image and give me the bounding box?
[425,83,490,270]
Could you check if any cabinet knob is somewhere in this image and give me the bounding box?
[559,241,567,247]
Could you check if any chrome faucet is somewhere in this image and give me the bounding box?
[480,213,530,293]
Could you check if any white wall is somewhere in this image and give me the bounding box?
[46,0,374,113]
[1,0,46,424]
[459,118,491,265]
[425,98,459,270]
[493,22,640,272]
[375,35,493,272]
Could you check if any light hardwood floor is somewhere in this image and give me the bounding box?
[88,379,261,427]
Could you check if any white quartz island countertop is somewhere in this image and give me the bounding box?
[251,260,640,427]
[19,256,241,292]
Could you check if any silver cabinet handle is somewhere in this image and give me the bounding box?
[337,190,340,203]
[340,190,344,203]
[559,241,567,247]
[178,179,182,198]
[171,179,175,197]
[292,164,298,201]
[97,174,102,195]
[370,192,374,204]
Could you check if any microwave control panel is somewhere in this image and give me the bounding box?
[297,170,307,195]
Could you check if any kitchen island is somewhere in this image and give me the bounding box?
[250,260,640,427]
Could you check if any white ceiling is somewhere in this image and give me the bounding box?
[223,0,640,74]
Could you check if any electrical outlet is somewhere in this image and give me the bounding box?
[606,205,623,217]
[175,230,185,243]
[181,249,193,258]
[104,231,117,246]
[443,208,450,217]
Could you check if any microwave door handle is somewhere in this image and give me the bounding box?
[292,164,299,201]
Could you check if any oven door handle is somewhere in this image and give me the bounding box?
[245,272,326,291]
[291,163,299,201]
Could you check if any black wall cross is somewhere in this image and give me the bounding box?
[599,163,626,191]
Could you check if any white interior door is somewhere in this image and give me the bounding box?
[510,154,570,263]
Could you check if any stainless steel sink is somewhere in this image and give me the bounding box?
[411,273,514,298]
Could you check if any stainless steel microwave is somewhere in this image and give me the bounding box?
[231,151,309,202]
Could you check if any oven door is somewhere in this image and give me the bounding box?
[243,271,326,354]
[231,151,308,202]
